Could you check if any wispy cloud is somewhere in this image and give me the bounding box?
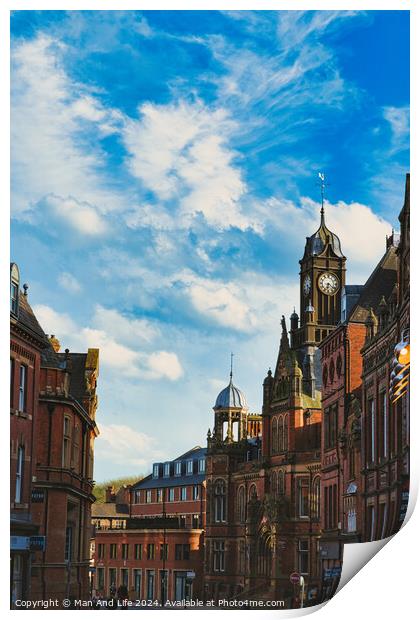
[11,34,124,220]
[383,105,409,153]
[96,423,164,469]
[11,10,408,480]
[32,303,183,381]
[57,272,82,294]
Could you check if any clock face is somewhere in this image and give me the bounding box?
[303,274,311,296]
[318,272,339,295]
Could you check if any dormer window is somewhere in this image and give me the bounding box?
[186,460,193,475]
[199,458,206,473]
[164,462,171,477]
[10,263,20,316]
[175,461,182,476]
[153,464,160,479]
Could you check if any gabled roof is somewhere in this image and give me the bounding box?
[349,245,398,324]
[13,292,49,344]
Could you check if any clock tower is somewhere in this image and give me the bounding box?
[292,202,346,349]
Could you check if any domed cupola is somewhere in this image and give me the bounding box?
[215,376,248,409]
[210,355,249,445]
[303,206,344,259]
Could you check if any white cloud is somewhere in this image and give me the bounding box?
[57,272,82,294]
[146,351,184,381]
[11,34,123,220]
[257,196,392,282]
[173,270,298,333]
[32,304,77,337]
[95,424,164,469]
[277,10,359,50]
[93,305,160,345]
[32,303,183,381]
[44,194,108,236]
[383,106,409,153]
[122,100,258,232]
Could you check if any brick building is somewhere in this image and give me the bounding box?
[319,238,398,598]
[10,264,48,604]
[204,202,346,607]
[318,173,410,595]
[10,266,100,606]
[92,447,207,603]
[30,340,100,603]
[361,173,410,541]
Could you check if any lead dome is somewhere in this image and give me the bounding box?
[214,377,248,409]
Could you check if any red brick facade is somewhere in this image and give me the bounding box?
[30,346,99,603]
[10,265,47,605]
[92,447,206,603]
[10,266,100,607]
[361,174,410,541]
[204,206,347,608]
[318,174,410,594]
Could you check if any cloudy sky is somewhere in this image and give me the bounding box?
[10,10,409,481]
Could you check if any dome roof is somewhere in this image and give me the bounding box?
[303,209,344,258]
[215,378,248,409]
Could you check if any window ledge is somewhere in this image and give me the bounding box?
[11,409,31,419]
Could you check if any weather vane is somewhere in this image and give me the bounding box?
[317,172,330,218]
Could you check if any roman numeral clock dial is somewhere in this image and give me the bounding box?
[318,272,339,295]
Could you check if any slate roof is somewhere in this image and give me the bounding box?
[131,446,207,490]
[66,353,89,403]
[41,347,89,408]
[303,210,344,259]
[92,503,129,518]
[342,285,364,322]
[349,246,398,324]
[14,292,49,345]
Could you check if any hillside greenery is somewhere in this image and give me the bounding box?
[93,474,144,503]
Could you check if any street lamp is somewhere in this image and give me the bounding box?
[389,331,410,404]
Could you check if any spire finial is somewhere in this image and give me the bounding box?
[318,172,327,224]
[230,352,234,382]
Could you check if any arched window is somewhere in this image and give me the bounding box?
[271,417,278,454]
[271,471,277,496]
[236,486,245,523]
[283,414,289,451]
[278,416,284,452]
[329,359,335,383]
[323,365,328,387]
[214,479,227,523]
[312,476,321,520]
[248,484,257,501]
[278,470,285,495]
[257,533,272,576]
[336,354,343,377]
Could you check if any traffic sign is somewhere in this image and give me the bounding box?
[290,572,300,585]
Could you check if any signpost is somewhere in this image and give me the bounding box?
[29,536,46,552]
[290,572,300,585]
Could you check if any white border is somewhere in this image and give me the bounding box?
[1,2,417,619]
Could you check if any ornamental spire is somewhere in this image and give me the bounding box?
[318,172,327,225]
[230,352,234,383]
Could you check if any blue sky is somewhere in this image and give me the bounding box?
[10,10,409,481]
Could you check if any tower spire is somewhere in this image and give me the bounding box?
[230,352,234,383]
[318,172,327,225]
